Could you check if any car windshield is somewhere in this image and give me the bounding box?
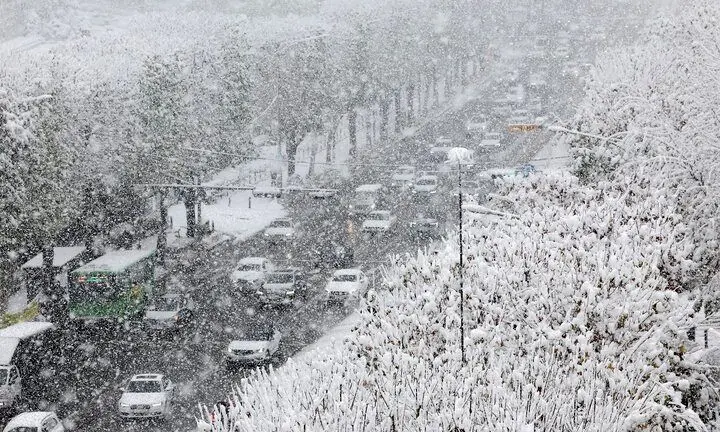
[269,220,291,228]
[243,326,274,340]
[333,274,358,282]
[266,273,294,284]
[238,264,262,272]
[368,213,389,221]
[416,178,436,186]
[127,380,162,393]
[150,296,180,311]
[6,428,39,432]
[397,167,413,175]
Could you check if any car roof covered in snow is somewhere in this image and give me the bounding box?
[238,257,267,265]
[332,268,364,276]
[355,184,383,192]
[4,411,57,429]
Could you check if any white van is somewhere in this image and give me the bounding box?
[0,321,57,411]
[349,184,385,215]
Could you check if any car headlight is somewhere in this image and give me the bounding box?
[151,402,162,407]
[120,403,130,408]
[286,290,295,296]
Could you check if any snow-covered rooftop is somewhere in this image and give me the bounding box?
[0,321,54,340]
[72,248,155,273]
[21,246,85,269]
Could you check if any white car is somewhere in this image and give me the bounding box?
[231,257,275,293]
[3,412,65,432]
[413,175,439,194]
[226,326,281,366]
[263,218,296,240]
[390,165,416,189]
[118,374,175,420]
[361,210,397,233]
[324,269,369,303]
[257,269,307,304]
[144,293,195,332]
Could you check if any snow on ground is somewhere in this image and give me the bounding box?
[290,312,361,362]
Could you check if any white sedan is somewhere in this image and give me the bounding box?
[118,374,175,420]
[226,326,281,366]
[263,218,296,240]
[324,269,369,303]
[361,210,397,233]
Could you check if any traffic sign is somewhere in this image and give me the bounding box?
[507,124,542,132]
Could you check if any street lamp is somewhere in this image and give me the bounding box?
[447,147,474,365]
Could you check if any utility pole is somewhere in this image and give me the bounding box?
[458,162,466,364]
[157,189,168,265]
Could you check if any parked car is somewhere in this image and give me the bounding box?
[231,257,275,293]
[3,412,65,432]
[257,268,308,305]
[226,326,281,367]
[144,293,195,333]
[324,269,369,304]
[263,218,296,241]
[252,185,281,198]
[118,374,175,420]
[361,210,397,234]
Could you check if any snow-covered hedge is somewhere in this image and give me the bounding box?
[197,2,720,431]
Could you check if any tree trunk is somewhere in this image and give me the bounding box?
[326,124,336,163]
[432,68,440,107]
[348,108,357,157]
[157,189,167,265]
[394,88,402,133]
[184,190,196,238]
[444,68,451,99]
[407,81,415,123]
[286,133,302,176]
[460,57,468,88]
[379,97,390,142]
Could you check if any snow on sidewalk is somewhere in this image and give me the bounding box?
[290,312,361,363]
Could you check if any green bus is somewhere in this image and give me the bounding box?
[68,249,156,322]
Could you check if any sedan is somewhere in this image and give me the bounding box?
[226,326,281,367]
[361,210,397,234]
[118,374,174,420]
[263,218,296,241]
[144,293,195,333]
[324,269,369,303]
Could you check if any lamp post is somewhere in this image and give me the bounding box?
[458,159,466,364]
[447,147,473,365]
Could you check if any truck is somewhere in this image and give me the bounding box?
[0,321,60,410]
